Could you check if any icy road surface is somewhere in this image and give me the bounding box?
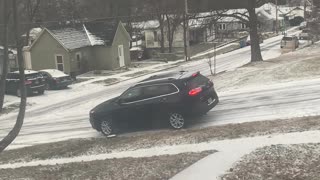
[2,30,318,149]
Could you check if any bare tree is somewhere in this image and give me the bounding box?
[165,14,184,53]
[0,0,10,112]
[207,54,214,75]
[0,0,27,153]
[24,0,41,46]
[247,0,263,62]
[214,1,263,62]
[146,0,167,53]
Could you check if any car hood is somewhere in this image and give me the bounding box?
[91,97,120,115]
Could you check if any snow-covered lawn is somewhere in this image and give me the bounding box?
[212,42,320,93]
[171,130,320,180]
[222,144,320,180]
[0,151,213,180]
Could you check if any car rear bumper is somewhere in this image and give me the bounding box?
[27,84,45,92]
[56,81,72,88]
[188,88,219,115]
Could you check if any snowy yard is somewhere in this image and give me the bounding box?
[0,151,214,180]
[212,42,320,93]
[222,144,320,180]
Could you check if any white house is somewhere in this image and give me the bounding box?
[134,3,285,49]
[133,20,184,49]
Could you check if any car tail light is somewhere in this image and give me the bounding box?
[189,87,202,96]
[24,80,32,85]
[192,72,199,77]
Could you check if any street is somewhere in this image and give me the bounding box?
[1,30,317,149]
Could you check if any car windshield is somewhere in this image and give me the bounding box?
[44,70,67,78]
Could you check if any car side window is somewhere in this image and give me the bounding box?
[120,87,143,103]
[142,84,178,99]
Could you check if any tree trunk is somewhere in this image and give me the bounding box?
[165,14,173,53]
[159,15,165,53]
[0,0,27,153]
[248,0,263,62]
[183,13,188,61]
[0,0,9,112]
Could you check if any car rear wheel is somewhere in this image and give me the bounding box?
[169,112,185,129]
[100,119,113,136]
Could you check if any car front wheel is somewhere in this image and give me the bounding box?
[38,89,45,95]
[100,119,114,136]
[169,112,185,129]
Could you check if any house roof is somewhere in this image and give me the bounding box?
[47,24,92,50]
[84,21,118,46]
[29,21,126,51]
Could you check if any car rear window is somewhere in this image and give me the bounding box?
[282,37,293,41]
[187,75,209,89]
[25,73,42,80]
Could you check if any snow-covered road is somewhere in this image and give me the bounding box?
[2,29,316,149]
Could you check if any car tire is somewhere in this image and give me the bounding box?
[100,119,114,136]
[38,89,45,95]
[45,83,50,90]
[168,112,185,129]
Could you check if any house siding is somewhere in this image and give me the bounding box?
[70,47,95,73]
[112,24,131,69]
[145,26,184,49]
[29,31,71,74]
[93,46,113,70]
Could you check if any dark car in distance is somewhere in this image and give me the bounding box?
[39,69,73,90]
[5,70,46,97]
[90,71,219,136]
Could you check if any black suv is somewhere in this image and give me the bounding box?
[6,70,46,97]
[90,71,219,136]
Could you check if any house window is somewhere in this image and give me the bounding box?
[241,23,248,29]
[76,53,81,69]
[153,31,158,42]
[55,55,64,72]
[218,23,226,30]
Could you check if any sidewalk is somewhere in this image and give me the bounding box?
[170,130,320,180]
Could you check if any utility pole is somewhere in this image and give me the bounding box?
[275,0,279,35]
[183,0,190,61]
[304,0,307,19]
[214,43,217,75]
